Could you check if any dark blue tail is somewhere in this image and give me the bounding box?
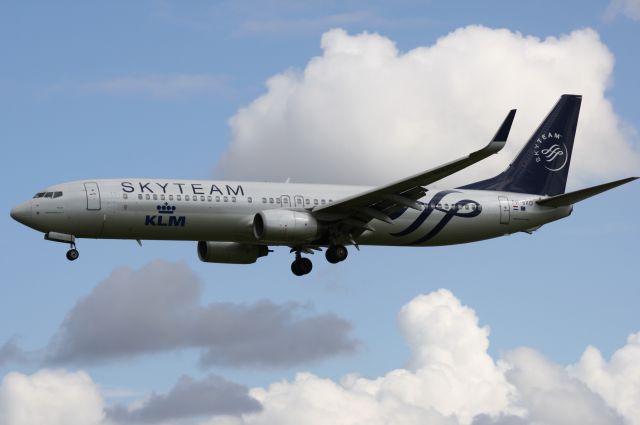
[461,95,582,196]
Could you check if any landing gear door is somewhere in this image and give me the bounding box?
[85,182,101,210]
[498,196,510,224]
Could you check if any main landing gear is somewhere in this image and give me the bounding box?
[290,244,349,276]
[291,252,313,276]
[325,244,348,264]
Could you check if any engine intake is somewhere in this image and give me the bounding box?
[253,209,319,244]
[197,241,269,264]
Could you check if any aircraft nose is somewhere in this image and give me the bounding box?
[10,202,32,225]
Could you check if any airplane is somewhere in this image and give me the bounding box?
[10,95,638,276]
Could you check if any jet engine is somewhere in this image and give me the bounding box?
[197,241,269,264]
[253,209,319,244]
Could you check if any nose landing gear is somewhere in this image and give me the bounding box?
[291,252,313,276]
[66,243,79,261]
[44,232,79,262]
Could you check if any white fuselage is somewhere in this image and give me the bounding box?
[12,179,572,247]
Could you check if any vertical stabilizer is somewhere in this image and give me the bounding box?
[461,95,581,196]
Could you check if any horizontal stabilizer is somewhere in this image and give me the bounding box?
[536,177,638,207]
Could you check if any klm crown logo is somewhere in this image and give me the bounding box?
[157,202,176,214]
[145,202,185,227]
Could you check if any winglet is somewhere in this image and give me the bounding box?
[493,109,517,142]
[482,109,516,155]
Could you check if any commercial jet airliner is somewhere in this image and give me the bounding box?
[10,95,638,275]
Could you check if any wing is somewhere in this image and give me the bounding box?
[312,109,516,235]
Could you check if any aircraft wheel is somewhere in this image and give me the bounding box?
[299,257,312,274]
[291,258,312,276]
[326,245,348,263]
[66,249,79,261]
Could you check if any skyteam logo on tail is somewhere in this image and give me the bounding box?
[533,132,569,171]
[145,202,186,227]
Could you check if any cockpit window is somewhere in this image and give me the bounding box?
[44,192,53,198]
[33,192,45,198]
[53,191,63,198]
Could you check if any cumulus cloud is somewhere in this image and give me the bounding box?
[4,290,640,425]
[605,0,640,20]
[569,332,640,425]
[0,369,105,425]
[217,27,640,188]
[200,289,640,425]
[106,374,261,423]
[45,260,357,367]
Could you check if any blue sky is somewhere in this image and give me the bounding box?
[1,1,640,424]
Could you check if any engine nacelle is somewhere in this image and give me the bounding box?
[197,241,269,264]
[253,209,319,244]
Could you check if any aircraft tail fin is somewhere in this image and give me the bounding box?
[536,177,638,207]
[461,94,582,196]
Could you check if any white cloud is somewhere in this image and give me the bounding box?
[201,289,639,425]
[0,369,105,425]
[4,290,640,425]
[605,0,640,20]
[569,332,640,425]
[71,74,227,97]
[217,26,640,188]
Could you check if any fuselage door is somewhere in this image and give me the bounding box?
[85,182,101,210]
[294,195,304,208]
[498,196,510,224]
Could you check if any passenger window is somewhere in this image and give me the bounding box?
[54,191,63,198]
[207,196,212,202]
[145,194,151,200]
[123,193,128,199]
[314,199,318,205]
[305,199,310,205]
[224,196,228,202]
[321,199,326,205]
[193,196,198,202]
[262,197,267,203]
[216,196,220,202]
[185,195,190,201]
[160,195,165,200]
[232,196,236,202]
[269,198,274,204]
[177,195,181,201]
[169,195,174,201]
[248,197,252,203]
[153,194,158,200]
[138,194,143,200]
[436,203,441,208]
[200,196,205,201]
[465,205,469,210]
[44,192,53,198]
